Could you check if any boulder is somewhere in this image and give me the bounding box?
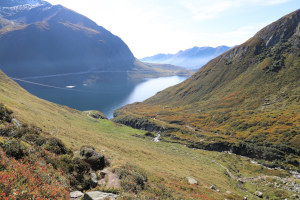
[210,185,216,190]
[186,177,198,185]
[99,169,110,179]
[91,173,98,185]
[80,146,105,170]
[70,191,83,200]
[83,191,118,200]
[255,191,263,198]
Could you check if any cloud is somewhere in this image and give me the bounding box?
[179,0,234,20]
[260,0,291,5]
[178,0,291,20]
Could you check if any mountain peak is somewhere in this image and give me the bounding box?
[0,0,45,7]
[255,9,300,47]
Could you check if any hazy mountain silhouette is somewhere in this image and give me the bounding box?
[141,46,232,69]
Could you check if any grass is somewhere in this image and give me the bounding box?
[0,71,299,199]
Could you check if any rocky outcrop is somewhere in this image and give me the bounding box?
[80,146,106,170]
[98,169,121,189]
[112,112,179,133]
[83,191,118,200]
[70,191,84,200]
[186,177,198,185]
[256,9,300,48]
[254,191,263,198]
[85,111,107,120]
[70,190,118,200]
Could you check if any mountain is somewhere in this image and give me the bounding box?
[141,45,232,69]
[114,9,300,169]
[0,0,190,78]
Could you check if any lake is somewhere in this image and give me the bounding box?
[14,72,188,118]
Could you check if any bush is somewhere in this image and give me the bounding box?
[23,133,47,146]
[0,104,13,123]
[43,137,71,155]
[115,164,148,193]
[0,148,69,199]
[0,139,27,160]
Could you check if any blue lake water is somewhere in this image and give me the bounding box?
[14,72,188,118]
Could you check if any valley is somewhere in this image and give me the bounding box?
[0,70,299,199]
[0,0,299,199]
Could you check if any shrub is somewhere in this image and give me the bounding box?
[0,104,13,123]
[43,137,71,155]
[23,133,47,146]
[115,164,148,193]
[0,148,69,199]
[0,139,27,160]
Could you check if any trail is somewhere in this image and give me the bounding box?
[210,159,282,183]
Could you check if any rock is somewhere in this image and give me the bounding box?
[226,191,231,194]
[83,191,118,200]
[91,173,98,184]
[255,191,263,198]
[106,171,121,189]
[292,194,299,199]
[70,191,83,200]
[186,177,198,185]
[86,110,108,120]
[12,118,21,127]
[210,185,216,190]
[243,195,248,200]
[80,146,105,170]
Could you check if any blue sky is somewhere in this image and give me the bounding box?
[47,0,299,58]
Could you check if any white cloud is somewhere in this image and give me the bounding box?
[178,0,235,20]
[178,0,291,20]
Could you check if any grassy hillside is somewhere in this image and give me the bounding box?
[1,69,299,199]
[114,10,300,170]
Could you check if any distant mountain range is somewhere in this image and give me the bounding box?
[0,0,190,78]
[141,46,232,69]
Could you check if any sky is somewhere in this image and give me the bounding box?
[47,0,299,58]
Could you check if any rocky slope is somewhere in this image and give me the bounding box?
[114,9,300,169]
[141,46,231,69]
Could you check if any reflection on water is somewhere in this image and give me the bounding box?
[15,72,188,119]
[120,76,186,105]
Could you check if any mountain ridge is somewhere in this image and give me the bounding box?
[141,45,232,69]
